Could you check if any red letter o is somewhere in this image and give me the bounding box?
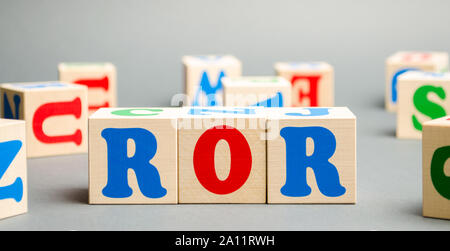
[193,125,252,195]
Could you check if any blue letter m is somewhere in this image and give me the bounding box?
[193,71,226,106]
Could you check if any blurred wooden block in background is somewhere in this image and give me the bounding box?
[397,71,450,139]
[385,51,448,112]
[275,62,334,107]
[183,55,242,106]
[59,62,117,115]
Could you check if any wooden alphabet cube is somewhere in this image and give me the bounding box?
[89,108,178,204]
[0,82,88,157]
[423,116,450,219]
[222,76,291,107]
[178,107,266,203]
[386,51,448,112]
[267,107,356,204]
[274,62,334,107]
[58,62,117,114]
[0,119,27,220]
[183,55,242,106]
[397,71,450,139]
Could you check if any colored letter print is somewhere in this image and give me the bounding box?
[193,126,252,194]
[412,85,446,131]
[74,76,110,110]
[430,146,450,200]
[0,140,23,203]
[101,128,167,199]
[193,71,225,106]
[280,127,346,197]
[32,98,83,145]
[291,75,321,106]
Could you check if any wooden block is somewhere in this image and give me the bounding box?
[183,55,242,106]
[397,71,450,139]
[222,76,291,107]
[58,62,117,115]
[386,51,448,112]
[89,108,178,204]
[0,82,88,157]
[178,107,266,203]
[423,116,450,219]
[0,119,27,220]
[267,107,356,204]
[274,62,334,107]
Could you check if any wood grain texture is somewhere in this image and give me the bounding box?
[0,119,27,220]
[178,106,266,203]
[266,107,356,204]
[222,76,291,107]
[274,62,334,107]
[183,55,242,106]
[89,108,178,204]
[423,116,450,219]
[0,82,88,157]
[58,62,117,115]
[385,51,448,112]
[397,72,450,139]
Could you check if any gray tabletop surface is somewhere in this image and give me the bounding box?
[1,0,450,230]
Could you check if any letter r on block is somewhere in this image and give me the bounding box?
[280,126,346,197]
[101,128,167,199]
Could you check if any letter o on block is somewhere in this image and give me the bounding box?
[193,126,252,195]
[178,107,267,204]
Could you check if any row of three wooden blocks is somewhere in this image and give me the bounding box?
[89,106,356,204]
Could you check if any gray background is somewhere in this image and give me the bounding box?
[0,0,450,230]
